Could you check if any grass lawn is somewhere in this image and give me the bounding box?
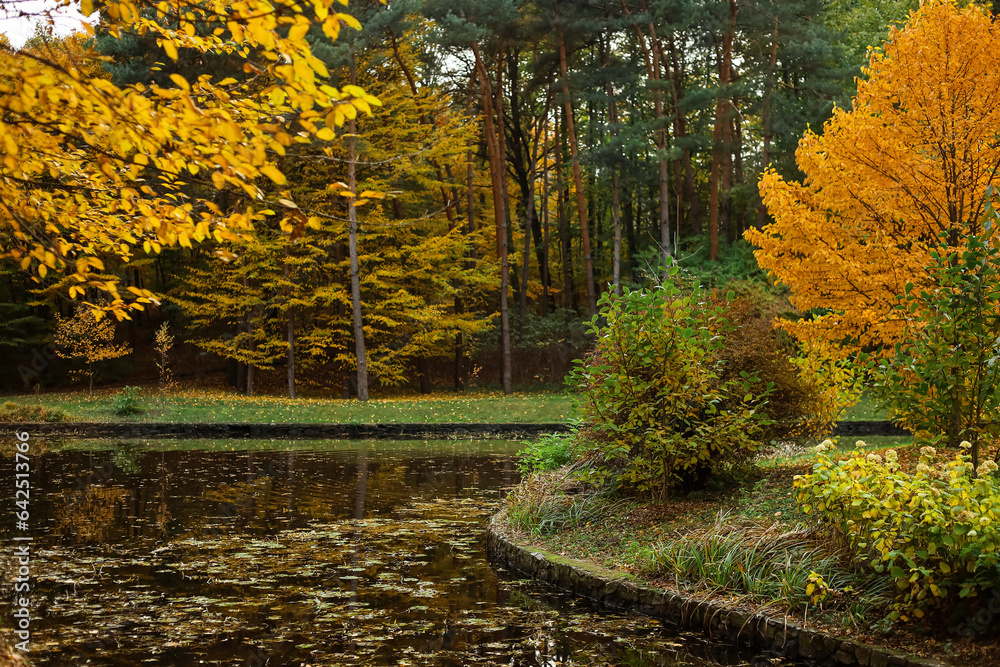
[840,393,888,420]
[2,387,580,424]
[1,386,890,427]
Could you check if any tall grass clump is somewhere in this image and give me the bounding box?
[504,470,622,536]
[643,515,891,621]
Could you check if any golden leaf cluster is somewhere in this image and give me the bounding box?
[0,0,380,318]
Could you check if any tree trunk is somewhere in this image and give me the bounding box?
[649,27,672,263]
[603,36,623,294]
[757,20,779,230]
[519,91,550,329]
[623,172,636,280]
[246,340,255,397]
[284,247,296,399]
[472,43,512,395]
[733,111,745,240]
[540,115,551,316]
[557,15,597,316]
[623,3,672,266]
[455,76,478,392]
[287,310,295,399]
[418,357,431,394]
[348,55,369,401]
[241,256,255,396]
[709,0,737,262]
[556,107,573,311]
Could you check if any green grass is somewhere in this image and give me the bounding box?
[759,435,916,468]
[2,388,580,424]
[840,393,888,421]
[0,387,892,427]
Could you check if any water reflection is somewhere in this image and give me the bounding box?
[0,439,774,666]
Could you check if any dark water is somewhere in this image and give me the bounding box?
[1,438,773,666]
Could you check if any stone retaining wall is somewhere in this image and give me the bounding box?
[832,421,910,437]
[486,526,948,667]
[1,422,572,439]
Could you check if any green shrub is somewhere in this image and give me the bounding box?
[567,266,773,500]
[517,432,578,475]
[867,230,1000,466]
[0,402,71,423]
[111,386,144,417]
[796,440,1000,621]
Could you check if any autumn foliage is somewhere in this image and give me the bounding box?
[748,1,1000,352]
[0,0,378,318]
[54,307,131,395]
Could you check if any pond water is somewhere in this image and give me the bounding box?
[1,438,779,666]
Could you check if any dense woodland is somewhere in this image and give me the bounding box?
[0,0,948,397]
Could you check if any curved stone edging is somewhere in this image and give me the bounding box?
[486,524,949,667]
[2,422,572,439]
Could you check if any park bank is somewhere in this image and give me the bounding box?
[487,514,951,667]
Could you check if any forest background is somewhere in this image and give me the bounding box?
[0,0,961,401]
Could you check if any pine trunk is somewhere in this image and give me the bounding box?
[540,109,551,316]
[709,0,736,261]
[603,37,623,293]
[757,20,779,230]
[624,5,672,265]
[557,17,597,316]
[472,43,512,395]
[556,108,573,312]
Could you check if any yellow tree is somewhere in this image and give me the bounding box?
[54,307,131,396]
[748,0,1000,352]
[0,0,378,319]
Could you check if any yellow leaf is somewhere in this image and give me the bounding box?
[162,40,178,62]
[336,13,361,30]
[288,22,309,42]
[169,74,190,91]
[260,165,287,185]
[353,98,372,116]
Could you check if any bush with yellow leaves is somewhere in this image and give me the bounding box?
[796,440,1000,621]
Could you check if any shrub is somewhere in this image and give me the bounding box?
[516,432,578,475]
[111,386,144,417]
[796,440,1000,621]
[0,402,70,423]
[719,297,830,442]
[867,230,1000,467]
[567,266,773,500]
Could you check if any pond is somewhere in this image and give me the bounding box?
[1,438,780,666]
